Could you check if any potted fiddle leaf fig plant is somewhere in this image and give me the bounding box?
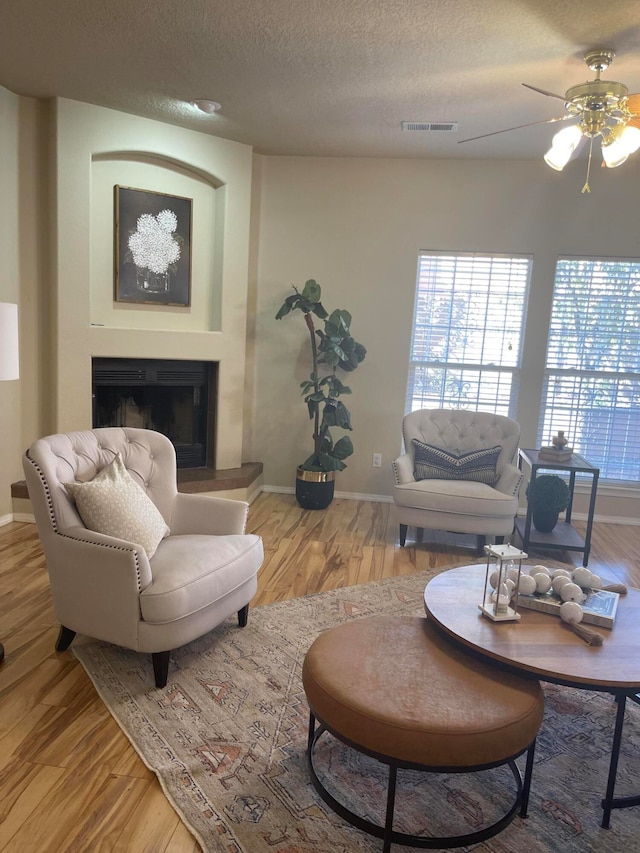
[275,279,366,509]
[526,473,570,532]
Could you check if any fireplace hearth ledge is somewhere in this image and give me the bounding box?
[11,462,264,511]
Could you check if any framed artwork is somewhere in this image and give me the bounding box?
[114,186,192,306]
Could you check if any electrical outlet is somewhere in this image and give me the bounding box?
[372,453,382,468]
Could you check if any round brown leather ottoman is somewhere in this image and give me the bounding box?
[302,615,544,851]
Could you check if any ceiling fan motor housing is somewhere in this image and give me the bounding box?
[584,49,615,73]
[562,49,630,135]
[565,79,629,112]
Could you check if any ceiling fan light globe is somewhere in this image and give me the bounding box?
[601,125,635,167]
[620,125,640,154]
[551,124,583,150]
[544,145,573,171]
[602,143,628,168]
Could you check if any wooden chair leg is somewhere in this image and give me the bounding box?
[399,524,408,547]
[152,651,171,688]
[55,625,76,652]
[238,604,249,627]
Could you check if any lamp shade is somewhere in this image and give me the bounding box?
[0,302,19,380]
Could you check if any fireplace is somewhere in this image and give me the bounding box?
[92,358,217,469]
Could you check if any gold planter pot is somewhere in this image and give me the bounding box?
[295,468,335,509]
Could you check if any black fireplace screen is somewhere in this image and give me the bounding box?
[92,358,215,468]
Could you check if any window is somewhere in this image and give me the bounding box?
[406,252,531,417]
[539,257,640,482]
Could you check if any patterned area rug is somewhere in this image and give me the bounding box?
[73,568,640,852]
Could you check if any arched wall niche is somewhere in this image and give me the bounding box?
[90,150,225,331]
[92,150,225,189]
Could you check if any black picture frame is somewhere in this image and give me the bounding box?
[114,186,192,306]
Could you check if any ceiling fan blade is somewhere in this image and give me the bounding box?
[458,114,572,144]
[522,83,568,102]
[626,93,640,114]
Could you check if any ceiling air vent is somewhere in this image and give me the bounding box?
[401,121,458,132]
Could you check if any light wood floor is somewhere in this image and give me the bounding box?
[0,492,638,851]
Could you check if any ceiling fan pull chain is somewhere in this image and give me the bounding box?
[581,137,595,194]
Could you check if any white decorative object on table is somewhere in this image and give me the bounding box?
[479,543,528,622]
[538,431,573,462]
[559,599,603,646]
[517,563,620,628]
[552,568,572,579]
[529,564,551,576]
[533,572,552,594]
[517,574,537,596]
[552,430,569,449]
[560,600,584,624]
[560,582,586,603]
[552,575,572,596]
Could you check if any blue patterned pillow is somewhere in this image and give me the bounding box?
[412,440,501,485]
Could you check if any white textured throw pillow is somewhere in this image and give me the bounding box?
[65,453,169,558]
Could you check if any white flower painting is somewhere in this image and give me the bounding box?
[128,210,181,275]
[115,187,192,306]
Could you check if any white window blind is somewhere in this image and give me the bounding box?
[406,252,530,416]
[539,257,640,482]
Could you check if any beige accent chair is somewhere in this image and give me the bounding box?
[392,409,523,551]
[23,427,264,688]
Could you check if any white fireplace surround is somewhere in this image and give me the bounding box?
[52,99,253,473]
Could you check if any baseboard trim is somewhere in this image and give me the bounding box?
[261,485,392,503]
[0,513,13,527]
[261,486,638,522]
[261,485,295,495]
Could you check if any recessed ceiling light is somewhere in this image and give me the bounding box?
[192,100,221,114]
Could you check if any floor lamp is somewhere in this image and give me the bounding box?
[0,302,19,665]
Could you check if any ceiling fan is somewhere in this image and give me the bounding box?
[460,49,640,193]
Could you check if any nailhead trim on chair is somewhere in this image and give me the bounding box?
[25,454,59,533]
[25,452,144,591]
[506,476,523,496]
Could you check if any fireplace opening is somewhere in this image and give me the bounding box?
[92,358,217,469]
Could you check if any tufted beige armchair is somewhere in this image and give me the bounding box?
[392,409,523,551]
[23,427,264,688]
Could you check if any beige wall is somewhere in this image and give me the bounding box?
[2,90,640,526]
[251,154,640,522]
[1,95,254,519]
[17,98,52,449]
[0,87,21,519]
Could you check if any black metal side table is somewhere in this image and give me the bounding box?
[514,448,599,566]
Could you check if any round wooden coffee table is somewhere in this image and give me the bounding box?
[424,563,640,828]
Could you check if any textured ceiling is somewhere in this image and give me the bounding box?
[2,0,640,159]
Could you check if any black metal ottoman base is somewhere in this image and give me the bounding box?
[307,712,536,852]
